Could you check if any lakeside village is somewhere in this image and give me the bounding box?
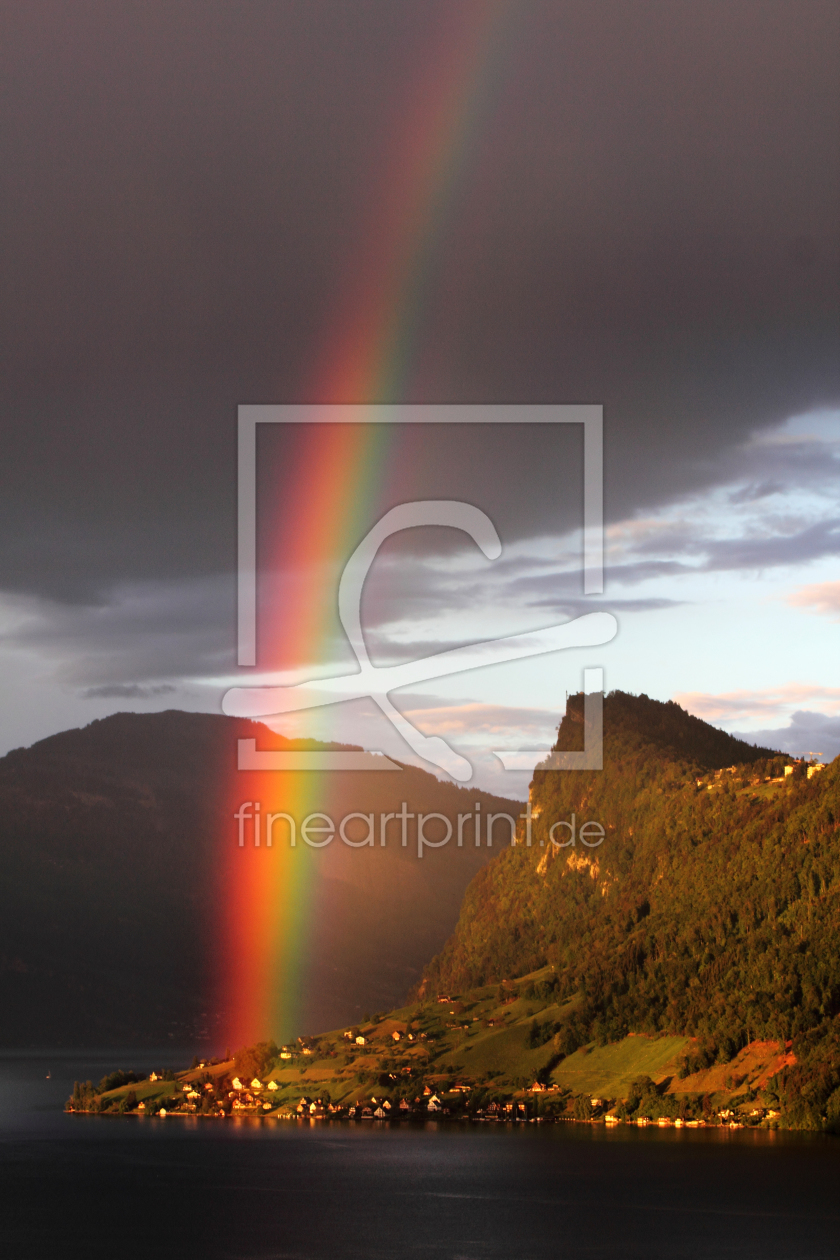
[66,967,796,1132]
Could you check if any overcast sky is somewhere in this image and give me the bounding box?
[1,1,838,793]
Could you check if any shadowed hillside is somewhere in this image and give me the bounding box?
[0,711,521,1046]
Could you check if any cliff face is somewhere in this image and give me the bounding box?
[420,692,840,1069]
[0,710,520,1046]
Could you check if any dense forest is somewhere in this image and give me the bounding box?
[421,692,840,1128]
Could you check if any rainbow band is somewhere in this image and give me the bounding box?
[223,2,516,1047]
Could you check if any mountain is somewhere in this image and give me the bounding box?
[418,692,840,1128]
[0,710,521,1047]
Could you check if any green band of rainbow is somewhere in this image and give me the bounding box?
[222,2,515,1047]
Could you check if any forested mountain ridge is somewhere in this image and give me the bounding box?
[420,692,840,1127]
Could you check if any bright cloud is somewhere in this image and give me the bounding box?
[400,701,560,739]
[787,581,840,620]
[675,685,840,724]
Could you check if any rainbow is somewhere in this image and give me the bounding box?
[222,2,515,1048]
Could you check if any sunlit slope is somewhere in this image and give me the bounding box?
[415,692,840,1126]
[86,964,802,1122]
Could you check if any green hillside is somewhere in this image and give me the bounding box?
[64,971,694,1120]
[76,966,801,1129]
[419,692,840,1130]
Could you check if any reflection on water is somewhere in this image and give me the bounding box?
[1,1052,838,1259]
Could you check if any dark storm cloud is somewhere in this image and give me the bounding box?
[684,427,840,506]
[1,0,837,606]
[521,597,681,615]
[82,682,176,699]
[733,711,840,763]
[364,600,682,663]
[728,482,786,506]
[510,516,840,598]
[2,576,233,686]
[627,518,840,575]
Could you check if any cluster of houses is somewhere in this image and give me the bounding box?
[784,760,825,780]
[204,1079,779,1127]
[476,1101,530,1119]
[341,1028,421,1046]
[338,1094,542,1120]
[697,759,826,791]
[228,1076,283,1112]
[138,1075,289,1117]
[599,1107,772,1129]
[347,1096,442,1118]
[547,1095,775,1128]
[96,1067,781,1127]
[278,1042,316,1061]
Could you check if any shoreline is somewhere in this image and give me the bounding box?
[65,1107,786,1134]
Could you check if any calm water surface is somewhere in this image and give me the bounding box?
[1,1051,838,1259]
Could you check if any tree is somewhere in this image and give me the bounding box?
[573,1095,593,1121]
[234,1040,279,1081]
[119,1090,137,1114]
[554,1025,580,1058]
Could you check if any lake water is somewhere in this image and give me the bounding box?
[2,1051,838,1259]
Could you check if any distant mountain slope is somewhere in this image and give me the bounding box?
[0,711,520,1046]
[419,692,840,1126]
